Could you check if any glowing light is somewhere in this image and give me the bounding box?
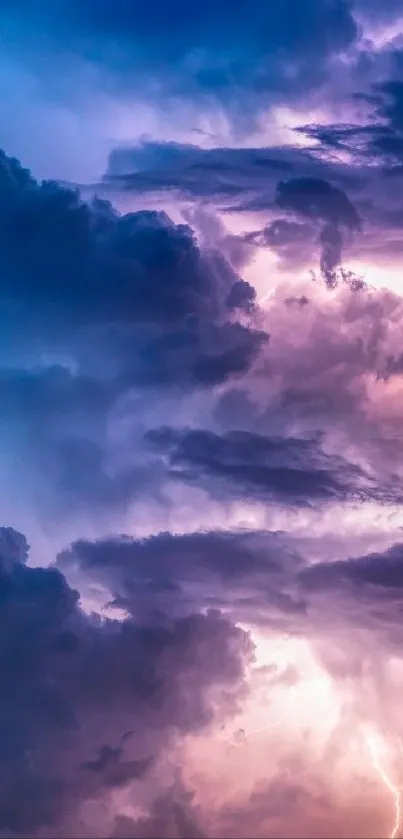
[366,734,401,839]
[346,261,403,297]
[222,685,298,748]
[220,632,339,757]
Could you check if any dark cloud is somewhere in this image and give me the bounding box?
[57,528,303,625]
[298,75,403,176]
[0,149,267,515]
[296,541,403,653]
[276,178,361,229]
[275,177,361,286]
[0,150,263,375]
[59,523,403,651]
[107,320,266,389]
[0,526,29,569]
[102,141,369,278]
[302,542,403,592]
[0,526,252,836]
[4,6,403,837]
[58,521,403,691]
[145,426,388,506]
[98,92,403,278]
[225,279,256,312]
[103,141,357,209]
[96,76,403,277]
[0,154,258,333]
[0,0,358,122]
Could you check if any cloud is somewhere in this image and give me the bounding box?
[100,77,403,274]
[110,784,206,838]
[299,77,403,170]
[245,218,316,270]
[0,149,267,517]
[0,0,358,123]
[3,514,403,835]
[58,524,403,726]
[302,541,403,591]
[59,523,403,656]
[0,150,263,363]
[212,279,403,469]
[61,521,403,669]
[57,528,304,626]
[101,140,370,277]
[52,515,403,837]
[296,541,403,663]
[0,526,252,836]
[275,177,361,285]
[4,5,403,837]
[102,140,355,209]
[0,154,258,340]
[145,427,384,505]
[275,177,361,230]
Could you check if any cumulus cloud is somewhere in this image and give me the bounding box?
[0,151,262,357]
[0,176,397,525]
[0,149,266,517]
[0,526,252,836]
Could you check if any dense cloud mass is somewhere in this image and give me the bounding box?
[3,0,403,836]
[0,0,358,122]
[0,527,252,836]
[58,530,403,658]
[0,151,261,346]
[0,149,267,517]
[146,427,385,504]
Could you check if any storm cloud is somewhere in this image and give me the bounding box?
[3,0,403,836]
[0,527,252,835]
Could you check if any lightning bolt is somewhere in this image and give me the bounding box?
[366,734,401,839]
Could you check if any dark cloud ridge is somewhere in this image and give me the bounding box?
[60,525,403,658]
[145,426,392,506]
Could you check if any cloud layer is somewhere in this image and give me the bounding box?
[3,0,403,836]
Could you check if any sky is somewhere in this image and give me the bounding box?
[3,1,403,837]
